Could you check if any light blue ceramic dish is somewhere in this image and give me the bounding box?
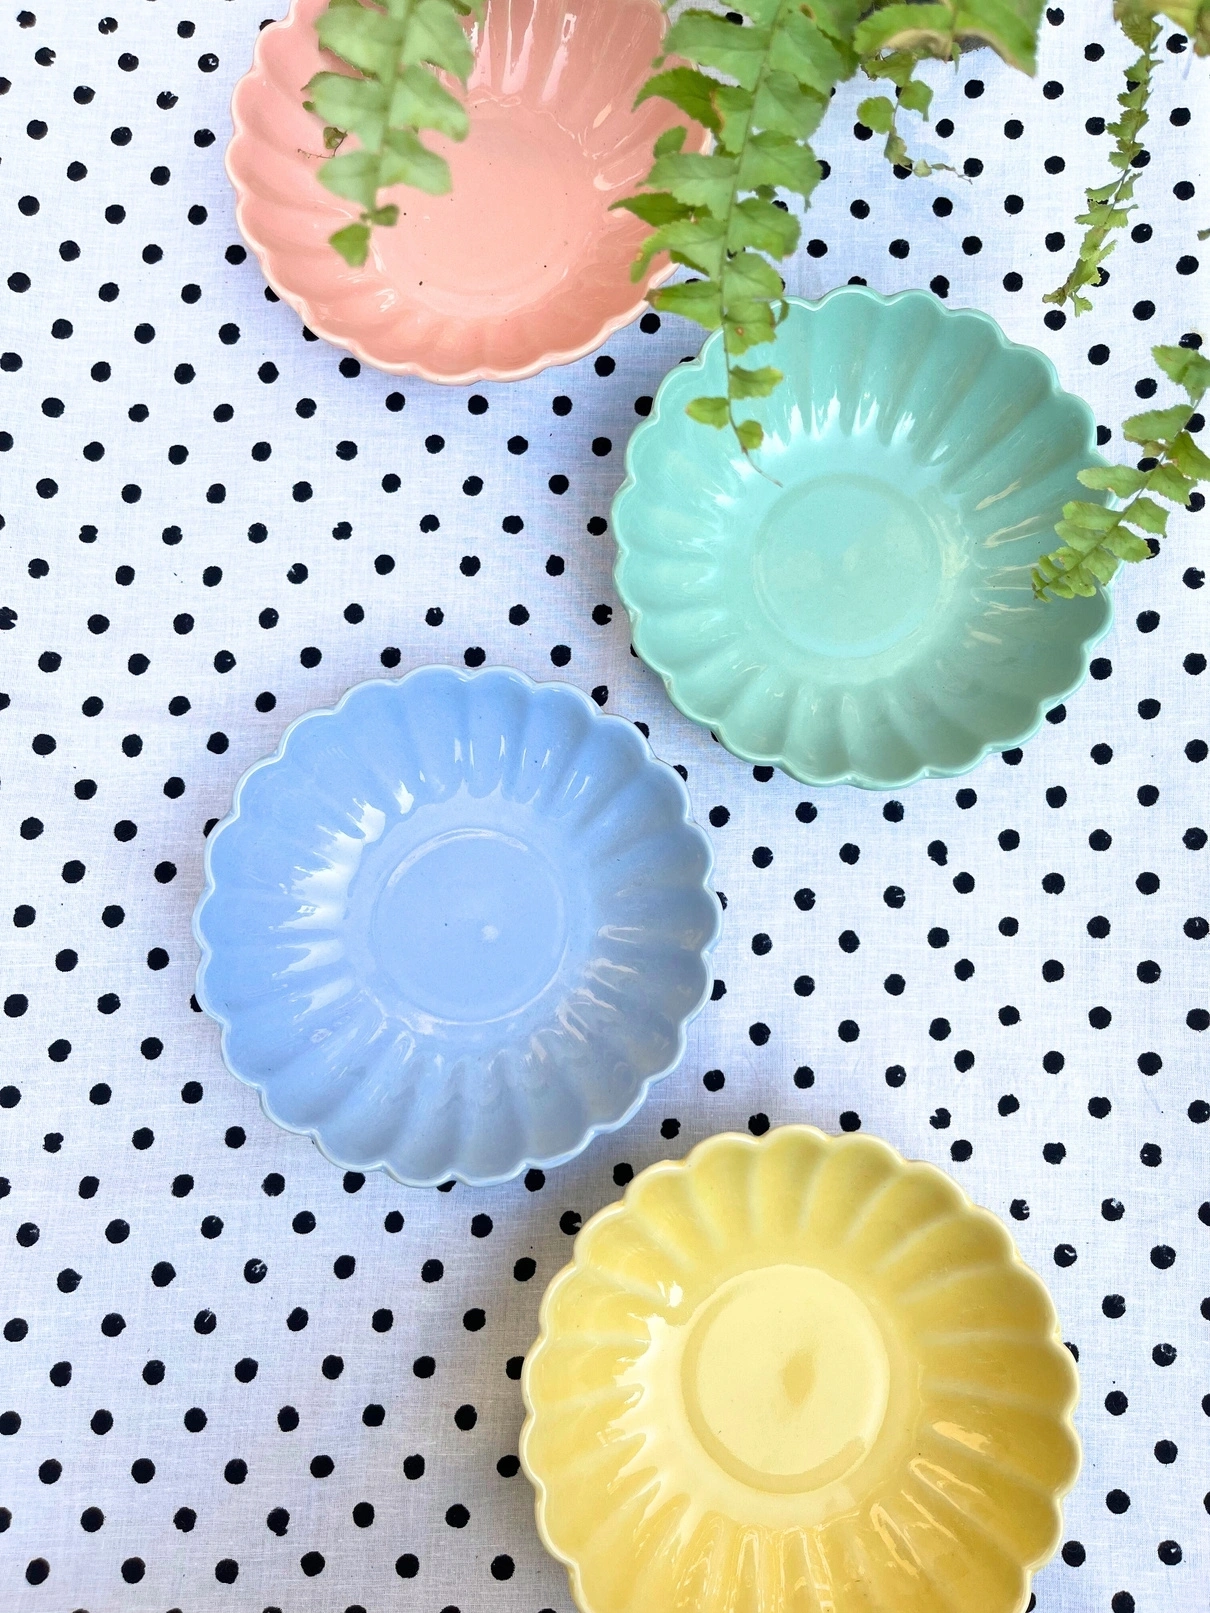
[612,287,1114,789]
[193,667,721,1186]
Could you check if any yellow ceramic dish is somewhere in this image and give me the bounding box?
[520,1126,1080,1613]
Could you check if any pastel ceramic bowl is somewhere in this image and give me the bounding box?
[226,0,701,382]
[612,288,1114,789]
[522,1126,1080,1613]
[192,668,720,1186]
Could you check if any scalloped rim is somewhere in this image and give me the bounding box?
[224,0,699,385]
[611,286,1115,789]
[192,664,722,1188]
[520,1123,1082,1613]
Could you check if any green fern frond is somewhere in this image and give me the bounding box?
[1033,345,1210,599]
[1044,2,1160,315]
[620,1,1048,452]
[857,71,958,179]
[616,0,859,452]
[306,0,484,266]
[853,0,1045,74]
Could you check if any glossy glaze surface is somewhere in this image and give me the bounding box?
[226,0,700,382]
[192,667,720,1185]
[521,1125,1080,1613]
[612,288,1114,788]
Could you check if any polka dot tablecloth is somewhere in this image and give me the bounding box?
[0,3,1206,1611]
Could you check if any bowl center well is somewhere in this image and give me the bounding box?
[681,1263,891,1493]
[752,472,945,659]
[371,97,601,316]
[371,827,567,1021]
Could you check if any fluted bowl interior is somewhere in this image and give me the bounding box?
[226,0,700,381]
[193,667,720,1186]
[612,288,1114,788]
[521,1125,1080,1613]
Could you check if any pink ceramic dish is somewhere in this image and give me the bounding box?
[226,0,697,383]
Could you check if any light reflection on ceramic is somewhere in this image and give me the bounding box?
[226,0,705,382]
[193,667,720,1186]
[521,1126,1080,1613]
[612,288,1114,789]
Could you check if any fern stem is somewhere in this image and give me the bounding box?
[1043,12,1160,315]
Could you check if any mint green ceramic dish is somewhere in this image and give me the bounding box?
[612,288,1114,789]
